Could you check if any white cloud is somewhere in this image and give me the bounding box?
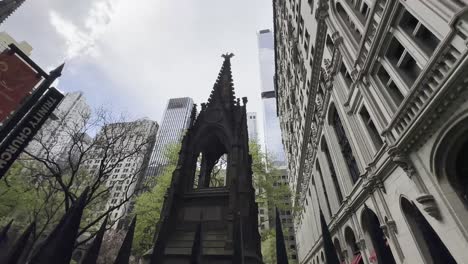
[49,0,120,59]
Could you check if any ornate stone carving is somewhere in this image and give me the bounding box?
[386,219,398,235]
[391,154,417,178]
[416,194,442,220]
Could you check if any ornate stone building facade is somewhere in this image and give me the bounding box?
[273,0,468,263]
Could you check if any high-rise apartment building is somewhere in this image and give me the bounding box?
[145,97,193,180]
[258,29,287,167]
[85,119,158,225]
[274,0,468,263]
[26,92,91,160]
[247,112,258,141]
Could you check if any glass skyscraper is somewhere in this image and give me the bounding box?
[145,97,193,180]
[258,29,286,167]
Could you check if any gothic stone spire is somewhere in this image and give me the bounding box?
[207,53,236,111]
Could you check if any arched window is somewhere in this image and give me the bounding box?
[434,117,468,209]
[401,198,457,263]
[455,139,468,205]
[322,140,344,203]
[361,208,396,264]
[344,227,363,263]
[317,160,333,217]
[331,107,360,183]
[334,238,345,262]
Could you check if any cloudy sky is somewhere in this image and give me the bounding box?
[3,0,273,139]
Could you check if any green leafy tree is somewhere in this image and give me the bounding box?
[249,140,296,263]
[0,161,65,242]
[133,143,180,255]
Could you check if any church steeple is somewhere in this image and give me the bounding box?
[207,53,236,111]
[0,0,26,25]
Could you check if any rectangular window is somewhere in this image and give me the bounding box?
[340,63,353,88]
[385,37,421,87]
[377,66,404,107]
[399,9,440,55]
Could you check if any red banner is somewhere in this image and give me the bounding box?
[0,50,41,123]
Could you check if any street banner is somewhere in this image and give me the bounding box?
[0,87,64,177]
[0,50,42,123]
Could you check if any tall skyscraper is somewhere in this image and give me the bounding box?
[145,97,193,180]
[26,92,91,160]
[258,29,286,167]
[0,0,26,25]
[247,112,258,142]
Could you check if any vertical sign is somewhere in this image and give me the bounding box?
[0,50,42,123]
[0,88,64,177]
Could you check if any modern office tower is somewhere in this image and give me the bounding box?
[85,119,158,225]
[0,0,26,25]
[26,92,91,160]
[247,112,258,141]
[274,0,468,263]
[145,97,193,181]
[258,29,286,167]
[0,31,32,55]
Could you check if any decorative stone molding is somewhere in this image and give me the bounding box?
[391,152,442,220]
[375,179,386,194]
[416,193,442,220]
[380,224,389,238]
[391,154,417,179]
[381,219,398,238]
[357,238,366,250]
[342,249,348,259]
[331,31,343,45]
[386,219,398,235]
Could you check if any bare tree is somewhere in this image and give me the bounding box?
[19,107,156,247]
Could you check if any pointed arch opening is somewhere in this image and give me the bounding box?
[361,207,396,264]
[316,159,333,218]
[434,117,468,209]
[334,237,345,262]
[321,138,344,203]
[344,227,363,263]
[328,104,360,183]
[401,198,457,264]
[192,130,229,189]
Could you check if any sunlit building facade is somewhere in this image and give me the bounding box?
[274,0,468,263]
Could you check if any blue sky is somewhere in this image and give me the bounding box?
[3,0,273,138]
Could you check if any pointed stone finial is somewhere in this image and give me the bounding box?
[113,216,137,264]
[0,219,13,243]
[80,216,109,264]
[29,187,89,264]
[242,97,248,105]
[4,221,36,264]
[221,53,234,59]
[49,62,65,78]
